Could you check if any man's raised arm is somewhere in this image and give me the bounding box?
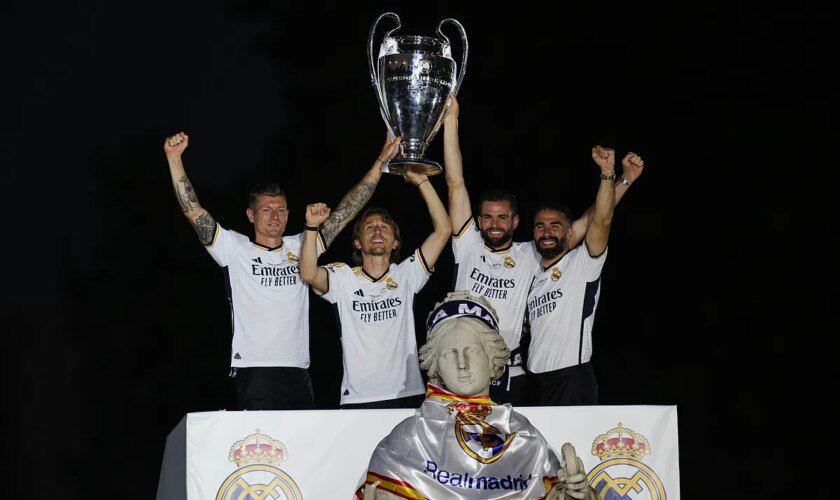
[569,147,645,248]
[164,132,217,245]
[299,203,331,294]
[443,95,472,233]
[405,171,451,270]
[319,135,402,247]
[583,146,618,257]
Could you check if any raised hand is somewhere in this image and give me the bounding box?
[620,151,645,183]
[404,170,429,187]
[305,203,331,227]
[591,145,616,174]
[378,134,402,165]
[164,131,189,158]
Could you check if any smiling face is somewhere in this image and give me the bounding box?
[533,208,572,260]
[354,213,399,258]
[247,195,288,243]
[477,200,518,249]
[434,320,492,397]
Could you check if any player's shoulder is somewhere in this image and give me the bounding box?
[220,227,250,245]
[283,232,304,245]
[323,262,352,274]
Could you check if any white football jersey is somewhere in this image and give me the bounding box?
[204,224,324,368]
[451,218,540,371]
[318,249,432,405]
[526,243,607,373]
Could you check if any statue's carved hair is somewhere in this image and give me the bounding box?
[419,291,511,387]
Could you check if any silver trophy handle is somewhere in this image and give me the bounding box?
[368,12,401,137]
[436,18,468,95]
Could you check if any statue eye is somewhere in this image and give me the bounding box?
[442,349,457,359]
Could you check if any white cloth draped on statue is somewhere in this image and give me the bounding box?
[357,385,561,499]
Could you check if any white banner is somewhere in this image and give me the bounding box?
[177,406,678,499]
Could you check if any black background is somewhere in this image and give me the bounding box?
[3,1,822,498]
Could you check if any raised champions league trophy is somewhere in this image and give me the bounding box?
[367,12,468,175]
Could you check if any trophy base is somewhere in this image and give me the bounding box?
[382,158,442,176]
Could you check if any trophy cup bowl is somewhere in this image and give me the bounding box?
[368,13,468,175]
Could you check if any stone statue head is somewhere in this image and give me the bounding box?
[419,291,511,396]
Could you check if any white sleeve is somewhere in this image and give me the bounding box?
[318,263,347,304]
[399,249,432,293]
[578,242,608,278]
[451,217,480,263]
[203,224,240,267]
[287,231,327,258]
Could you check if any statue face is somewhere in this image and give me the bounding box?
[435,320,492,397]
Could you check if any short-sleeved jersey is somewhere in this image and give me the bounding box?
[451,218,541,366]
[318,249,432,405]
[204,224,324,368]
[526,243,607,373]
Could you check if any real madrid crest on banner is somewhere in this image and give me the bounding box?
[447,401,514,464]
[216,429,303,500]
[587,423,667,500]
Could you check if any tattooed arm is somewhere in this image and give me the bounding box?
[318,135,402,247]
[164,132,217,245]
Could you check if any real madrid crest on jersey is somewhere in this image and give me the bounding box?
[587,423,667,500]
[385,277,398,290]
[503,255,516,269]
[447,401,513,464]
[286,252,299,264]
[551,267,561,281]
[216,429,302,500]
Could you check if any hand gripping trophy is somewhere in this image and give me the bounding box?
[357,291,599,499]
[367,12,467,176]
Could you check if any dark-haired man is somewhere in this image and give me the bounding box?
[527,148,644,406]
[164,131,401,410]
[441,96,641,404]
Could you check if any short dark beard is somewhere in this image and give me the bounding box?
[536,235,567,260]
[480,226,514,248]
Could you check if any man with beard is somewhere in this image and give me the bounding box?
[300,169,451,409]
[526,148,645,406]
[442,96,642,405]
[164,131,402,410]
